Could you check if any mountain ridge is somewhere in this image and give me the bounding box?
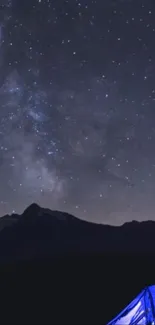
[0,203,154,264]
[2,202,154,227]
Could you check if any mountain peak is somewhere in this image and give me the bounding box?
[23,203,41,215]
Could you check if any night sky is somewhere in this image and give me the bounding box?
[1,0,155,224]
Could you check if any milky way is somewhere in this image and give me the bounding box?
[1,0,155,224]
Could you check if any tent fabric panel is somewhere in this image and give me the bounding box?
[107,287,155,325]
[107,290,145,325]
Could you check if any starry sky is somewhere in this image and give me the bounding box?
[1,0,155,224]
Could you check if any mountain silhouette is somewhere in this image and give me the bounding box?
[0,203,155,263]
[0,204,155,324]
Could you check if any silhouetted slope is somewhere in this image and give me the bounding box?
[0,203,155,262]
[0,213,19,231]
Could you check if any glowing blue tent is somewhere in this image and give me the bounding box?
[107,285,155,325]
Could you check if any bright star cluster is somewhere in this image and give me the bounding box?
[0,0,155,224]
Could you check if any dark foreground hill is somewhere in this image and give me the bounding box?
[0,203,155,324]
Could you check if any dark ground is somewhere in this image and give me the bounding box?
[0,205,154,324]
[0,253,153,324]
